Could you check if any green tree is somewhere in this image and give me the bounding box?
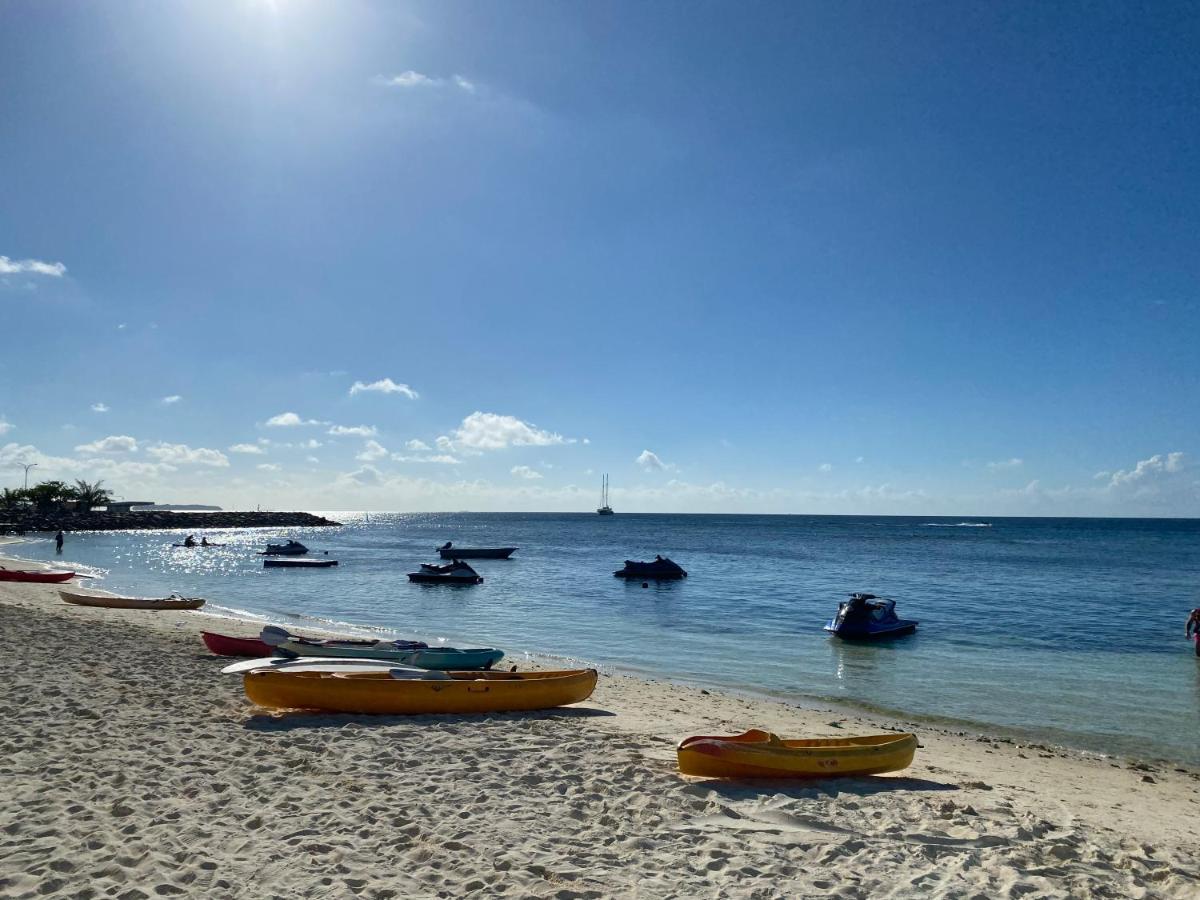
[0,487,27,510]
[27,480,71,510]
[71,479,112,510]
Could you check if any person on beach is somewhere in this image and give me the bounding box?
[1186,608,1200,656]
[55,530,64,553]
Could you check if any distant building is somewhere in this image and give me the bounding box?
[100,501,155,513]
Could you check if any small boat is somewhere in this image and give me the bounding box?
[261,626,500,670]
[172,542,225,548]
[261,625,426,652]
[261,540,309,556]
[408,561,483,585]
[60,590,205,611]
[243,668,598,715]
[597,473,614,515]
[677,730,919,779]
[614,556,687,580]
[201,631,275,656]
[824,593,918,639]
[436,542,517,560]
[264,558,338,569]
[0,567,75,584]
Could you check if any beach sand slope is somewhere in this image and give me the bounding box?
[1,580,1198,898]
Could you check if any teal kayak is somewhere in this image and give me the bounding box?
[273,638,503,671]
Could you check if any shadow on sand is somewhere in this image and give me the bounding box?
[242,704,616,732]
[681,774,959,800]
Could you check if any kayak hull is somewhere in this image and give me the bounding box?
[201,631,273,656]
[60,590,205,611]
[0,569,75,583]
[244,668,598,715]
[272,638,502,670]
[678,730,918,779]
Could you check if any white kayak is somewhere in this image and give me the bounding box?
[220,656,449,678]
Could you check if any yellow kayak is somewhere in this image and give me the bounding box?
[677,729,917,778]
[244,668,598,715]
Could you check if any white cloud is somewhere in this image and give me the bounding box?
[636,449,675,472]
[357,440,388,461]
[161,395,182,405]
[406,439,431,451]
[145,443,230,467]
[117,323,126,330]
[329,424,378,438]
[392,453,462,465]
[373,71,478,93]
[74,435,138,454]
[1108,452,1185,487]
[265,411,325,427]
[256,463,281,472]
[819,463,833,473]
[986,458,1024,470]
[0,255,66,277]
[511,465,543,480]
[91,403,109,413]
[305,456,319,464]
[855,456,865,463]
[344,465,383,486]
[229,443,266,455]
[349,378,418,399]
[0,418,12,436]
[438,412,569,453]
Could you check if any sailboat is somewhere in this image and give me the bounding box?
[597,473,615,515]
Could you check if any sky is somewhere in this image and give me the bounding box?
[1,1,1198,515]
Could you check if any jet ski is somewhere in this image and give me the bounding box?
[824,593,918,639]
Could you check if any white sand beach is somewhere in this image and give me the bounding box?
[1,557,1198,898]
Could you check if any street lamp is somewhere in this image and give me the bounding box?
[19,462,37,490]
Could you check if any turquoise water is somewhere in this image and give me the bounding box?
[18,513,1200,765]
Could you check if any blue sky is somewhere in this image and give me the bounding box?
[1,1,1197,515]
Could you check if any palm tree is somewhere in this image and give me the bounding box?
[71,479,113,510]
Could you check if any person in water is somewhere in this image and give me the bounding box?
[1187,608,1200,656]
[183,534,196,548]
[55,530,64,553]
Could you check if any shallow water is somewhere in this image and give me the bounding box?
[21,513,1200,764]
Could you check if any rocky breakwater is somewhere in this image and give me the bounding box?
[2,510,341,533]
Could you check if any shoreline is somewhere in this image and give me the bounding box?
[2,536,1196,772]
[2,573,1199,896]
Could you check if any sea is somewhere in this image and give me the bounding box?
[16,513,1200,766]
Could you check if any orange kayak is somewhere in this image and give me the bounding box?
[678,729,918,778]
[244,668,598,715]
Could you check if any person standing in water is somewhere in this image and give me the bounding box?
[1186,608,1200,657]
[55,530,64,553]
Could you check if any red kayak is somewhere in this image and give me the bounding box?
[0,567,76,583]
[201,631,273,657]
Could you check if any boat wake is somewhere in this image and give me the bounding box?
[922,522,991,527]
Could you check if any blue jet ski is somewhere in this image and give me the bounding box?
[824,593,918,639]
